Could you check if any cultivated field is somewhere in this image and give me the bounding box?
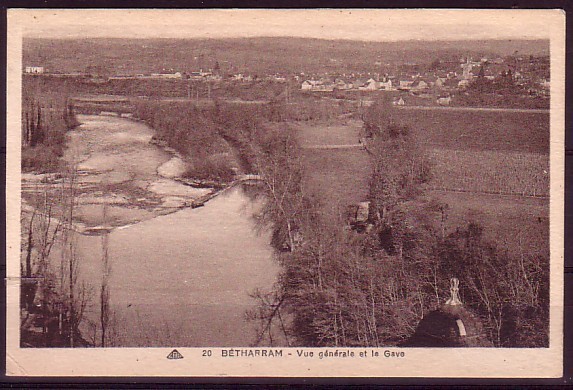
[293,120,362,147]
[428,148,549,197]
[397,109,549,154]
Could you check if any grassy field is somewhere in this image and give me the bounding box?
[293,120,362,147]
[302,148,371,211]
[424,190,549,257]
[428,148,549,197]
[395,109,549,154]
[295,120,370,211]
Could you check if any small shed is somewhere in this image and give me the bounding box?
[437,96,452,106]
[346,201,372,233]
[356,201,370,223]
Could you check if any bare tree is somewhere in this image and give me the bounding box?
[99,200,112,347]
[57,165,93,347]
[20,181,64,339]
[246,288,290,347]
[254,126,306,252]
[20,173,94,347]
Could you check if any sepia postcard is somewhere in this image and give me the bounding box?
[5,9,565,378]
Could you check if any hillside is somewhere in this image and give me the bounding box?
[23,37,549,76]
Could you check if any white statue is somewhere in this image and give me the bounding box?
[445,277,462,306]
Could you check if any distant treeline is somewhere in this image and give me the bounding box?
[23,74,288,101]
[454,76,550,109]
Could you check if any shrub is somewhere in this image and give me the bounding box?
[22,146,62,173]
[184,154,235,182]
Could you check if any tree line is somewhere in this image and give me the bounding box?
[21,86,79,172]
[132,98,348,182]
[21,83,115,347]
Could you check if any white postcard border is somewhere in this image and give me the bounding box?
[5,9,565,378]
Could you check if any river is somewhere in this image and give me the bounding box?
[25,115,281,347]
[77,184,280,347]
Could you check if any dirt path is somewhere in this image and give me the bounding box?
[396,105,549,114]
[302,143,363,149]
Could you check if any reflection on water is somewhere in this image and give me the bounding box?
[77,185,279,347]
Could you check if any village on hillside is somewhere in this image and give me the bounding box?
[24,53,550,107]
[298,55,550,104]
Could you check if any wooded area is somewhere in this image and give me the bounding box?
[248,98,549,348]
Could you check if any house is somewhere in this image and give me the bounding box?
[301,80,317,90]
[301,80,334,92]
[206,74,223,82]
[379,79,393,90]
[25,66,44,74]
[363,80,381,91]
[393,97,405,106]
[458,79,470,89]
[316,82,335,92]
[398,80,414,90]
[434,77,446,88]
[410,79,428,91]
[356,202,370,224]
[437,96,452,106]
[150,71,182,79]
[334,79,351,90]
[347,201,372,232]
[351,79,367,89]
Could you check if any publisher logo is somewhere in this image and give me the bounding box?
[167,349,184,359]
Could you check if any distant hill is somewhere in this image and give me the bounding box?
[23,37,549,76]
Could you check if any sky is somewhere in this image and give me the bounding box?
[10,9,560,41]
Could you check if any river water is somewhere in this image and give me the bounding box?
[77,184,280,347]
[30,115,281,347]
